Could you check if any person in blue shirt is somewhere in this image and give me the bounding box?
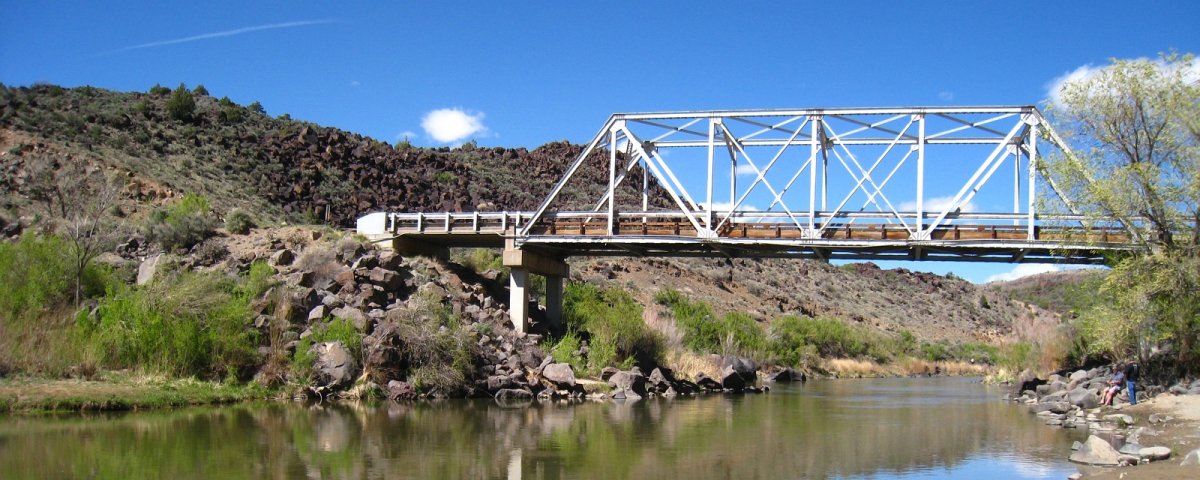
[1101,369,1125,407]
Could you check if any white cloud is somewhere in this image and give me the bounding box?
[421,108,488,143]
[985,264,1064,283]
[103,20,332,55]
[704,202,758,211]
[939,91,954,101]
[735,164,760,176]
[1046,64,1103,106]
[897,195,976,213]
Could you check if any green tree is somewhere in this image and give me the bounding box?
[166,83,196,121]
[1045,52,1200,255]
[1046,53,1200,375]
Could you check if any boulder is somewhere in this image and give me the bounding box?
[286,270,314,287]
[1068,369,1090,383]
[308,305,327,323]
[1189,387,1200,396]
[1181,448,1200,466]
[608,370,647,395]
[694,372,723,391]
[1067,386,1100,409]
[1047,380,1069,395]
[1032,402,1072,415]
[721,356,759,382]
[487,375,516,391]
[720,367,746,390]
[767,368,799,382]
[310,341,358,389]
[1139,446,1171,461]
[541,363,576,389]
[378,251,403,270]
[1015,369,1045,395]
[270,249,295,266]
[386,380,417,401]
[1118,443,1144,455]
[331,307,372,332]
[600,366,620,381]
[369,267,408,290]
[1069,435,1120,466]
[137,254,165,286]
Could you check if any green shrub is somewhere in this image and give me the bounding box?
[48,85,64,97]
[247,101,265,114]
[142,193,217,251]
[166,83,195,121]
[0,236,75,320]
[563,283,662,373]
[769,316,867,364]
[452,248,505,274]
[82,270,260,377]
[224,208,256,234]
[149,83,171,95]
[656,287,764,356]
[218,96,234,107]
[221,107,243,124]
[192,84,208,96]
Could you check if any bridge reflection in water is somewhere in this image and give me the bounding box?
[0,379,1085,479]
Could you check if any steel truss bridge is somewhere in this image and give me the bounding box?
[360,106,1135,265]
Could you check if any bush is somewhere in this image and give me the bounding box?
[149,83,171,95]
[247,101,265,114]
[221,107,243,124]
[563,283,662,373]
[224,208,256,234]
[192,84,208,96]
[452,248,505,274]
[142,193,217,251]
[82,269,261,378]
[384,293,480,394]
[769,316,867,364]
[218,96,234,107]
[656,287,764,356]
[0,236,76,320]
[166,83,195,121]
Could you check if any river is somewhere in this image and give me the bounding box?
[0,377,1085,479]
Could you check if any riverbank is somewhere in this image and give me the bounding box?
[0,373,273,412]
[1079,394,1200,480]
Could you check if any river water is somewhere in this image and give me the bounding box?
[0,377,1085,479]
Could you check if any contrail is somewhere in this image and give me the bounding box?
[100,20,332,55]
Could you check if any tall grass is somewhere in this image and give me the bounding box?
[0,235,115,375]
[79,264,267,379]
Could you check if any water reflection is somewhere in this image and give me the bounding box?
[0,378,1083,479]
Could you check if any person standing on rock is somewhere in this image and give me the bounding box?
[1123,360,1139,406]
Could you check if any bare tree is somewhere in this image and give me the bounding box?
[22,152,127,303]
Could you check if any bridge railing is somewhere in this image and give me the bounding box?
[381,210,1134,244]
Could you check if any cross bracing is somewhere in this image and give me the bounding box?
[359,106,1140,265]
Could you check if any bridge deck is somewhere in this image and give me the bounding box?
[362,212,1132,264]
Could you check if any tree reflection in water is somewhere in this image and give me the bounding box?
[0,378,1084,479]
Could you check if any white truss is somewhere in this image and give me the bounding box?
[521,106,1082,241]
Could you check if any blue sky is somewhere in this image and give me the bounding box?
[3,1,1198,282]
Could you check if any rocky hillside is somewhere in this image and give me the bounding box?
[573,256,1055,344]
[0,82,1057,351]
[0,83,668,226]
[990,268,1108,316]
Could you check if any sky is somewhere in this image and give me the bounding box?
[3,1,1198,283]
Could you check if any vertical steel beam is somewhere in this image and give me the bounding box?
[607,129,617,236]
[642,159,648,223]
[1028,121,1038,240]
[706,118,716,228]
[809,116,819,230]
[916,113,925,236]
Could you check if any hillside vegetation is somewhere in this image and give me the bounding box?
[0,82,1072,408]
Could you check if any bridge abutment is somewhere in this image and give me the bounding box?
[503,241,568,334]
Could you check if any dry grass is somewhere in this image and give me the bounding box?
[0,306,86,377]
[294,245,345,286]
[827,358,991,377]
[663,348,720,382]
